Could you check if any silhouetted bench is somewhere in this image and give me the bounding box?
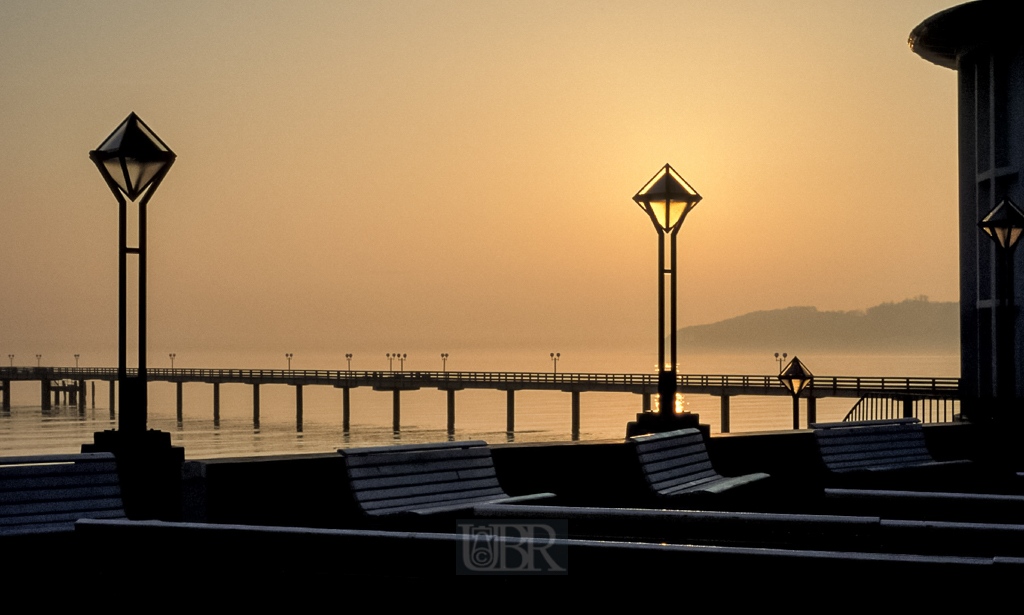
[1,453,126,537]
[338,441,554,517]
[630,428,769,500]
[813,419,972,488]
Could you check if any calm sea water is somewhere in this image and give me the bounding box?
[0,350,959,459]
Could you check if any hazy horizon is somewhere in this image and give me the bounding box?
[1,1,963,371]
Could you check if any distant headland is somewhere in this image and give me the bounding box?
[678,296,957,353]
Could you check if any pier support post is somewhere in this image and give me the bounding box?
[807,396,817,425]
[109,381,115,419]
[69,386,77,406]
[792,396,800,430]
[295,385,303,432]
[642,392,651,412]
[253,383,260,430]
[506,390,515,432]
[572,391,580,440]
[213,382,220,427]
[342,387,350,431]
[392,390,401,432]
[78,380,86,413]
[720,395,730,433]
[41,380,51,410]
[901,396,913,419]
[176,382,183,424]
[91,381,95,409]
[53,389,60,408]
[447,390,456,434]
[2,380,9,411]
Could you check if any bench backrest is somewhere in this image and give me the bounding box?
[338,441,508,516]
[813,419,934,473]
[630,428,720,495]
[1,453,126,536]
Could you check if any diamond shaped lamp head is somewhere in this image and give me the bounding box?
[979,198,1024,250]
[778,356,813,395]
[90,113,175,202]
[632,163,702,233]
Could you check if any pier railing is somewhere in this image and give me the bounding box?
[1,367,960,395]
[843,393,960,424]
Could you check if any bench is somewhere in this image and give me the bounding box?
[813,419,972,488]
[630,428,770,500]
[1,453,126,537]
[338,441,554,517]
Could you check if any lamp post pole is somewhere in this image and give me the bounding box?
[169,354,176,369]
[550,352,560,374]
[75,354,80,368]
[346,354,353,371]
[626,164,703,436]
[286,353,293,370]
[441,353,448,372]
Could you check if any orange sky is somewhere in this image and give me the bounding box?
[0,1,962,371]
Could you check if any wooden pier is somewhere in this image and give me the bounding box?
[0,366,960,436]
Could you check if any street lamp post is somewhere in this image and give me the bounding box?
[75,354,80,368]
[286,353,293,370]
[774,352,787,373]
[89,112,175,433]
[778,356,813,430]
[550,352,560,374]
[441,353,449,372]
[36,355,41,368]
[626,164,703,436]
[979,198,1024,421]
[346,354,353,371]
[169,354,176,369]
[399,353,407,372]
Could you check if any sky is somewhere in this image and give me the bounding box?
[0,0,963,372]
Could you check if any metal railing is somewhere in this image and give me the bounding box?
[843,393,960,424]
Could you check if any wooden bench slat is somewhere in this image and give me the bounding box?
[341,447,492,468]
[355,478,504,503]
[0,485,123,505]
[345,456,494,479]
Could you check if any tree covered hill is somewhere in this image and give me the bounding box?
[678,296,957,353]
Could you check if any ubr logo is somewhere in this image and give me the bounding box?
[455,520,568,575]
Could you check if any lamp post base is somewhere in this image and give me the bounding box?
[82,429,184,521]
[626,411,707,439]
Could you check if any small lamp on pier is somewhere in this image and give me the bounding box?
[778,356,813,429]
[979,198,1024,420]
[626,164,704,437]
